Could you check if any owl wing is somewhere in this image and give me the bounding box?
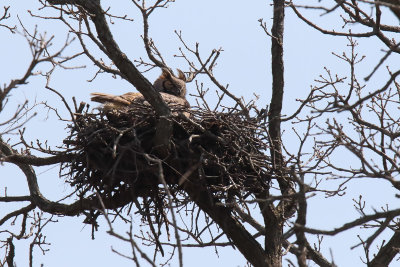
[91,92,189,115]
[125,92,188,108]
[91,92,142,108]
[159,92,189,108]
[159,93,190,118]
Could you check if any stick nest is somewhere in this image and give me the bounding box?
[62,102,271,207]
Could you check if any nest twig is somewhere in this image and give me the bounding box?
[61,101,271,234]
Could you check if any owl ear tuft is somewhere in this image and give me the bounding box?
[161,67,173,79]
[176,69,186,81]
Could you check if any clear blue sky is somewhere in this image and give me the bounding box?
[1,1,399,266]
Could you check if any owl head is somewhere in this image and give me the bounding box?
[153,68,187,98]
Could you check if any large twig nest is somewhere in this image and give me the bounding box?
[63,101,271,204]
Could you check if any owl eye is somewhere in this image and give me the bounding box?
[164,80,174,90]
[161,80,177,95]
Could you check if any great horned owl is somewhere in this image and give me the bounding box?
[153,68,187,98]
[90,68,189,114]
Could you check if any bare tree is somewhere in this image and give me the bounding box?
[1,1,400,266]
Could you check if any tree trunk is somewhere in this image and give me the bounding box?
[264,0,286,266]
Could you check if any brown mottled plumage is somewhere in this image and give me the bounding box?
[90,68,189,113]
[90,92,141,108]
[153,68,186,98]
